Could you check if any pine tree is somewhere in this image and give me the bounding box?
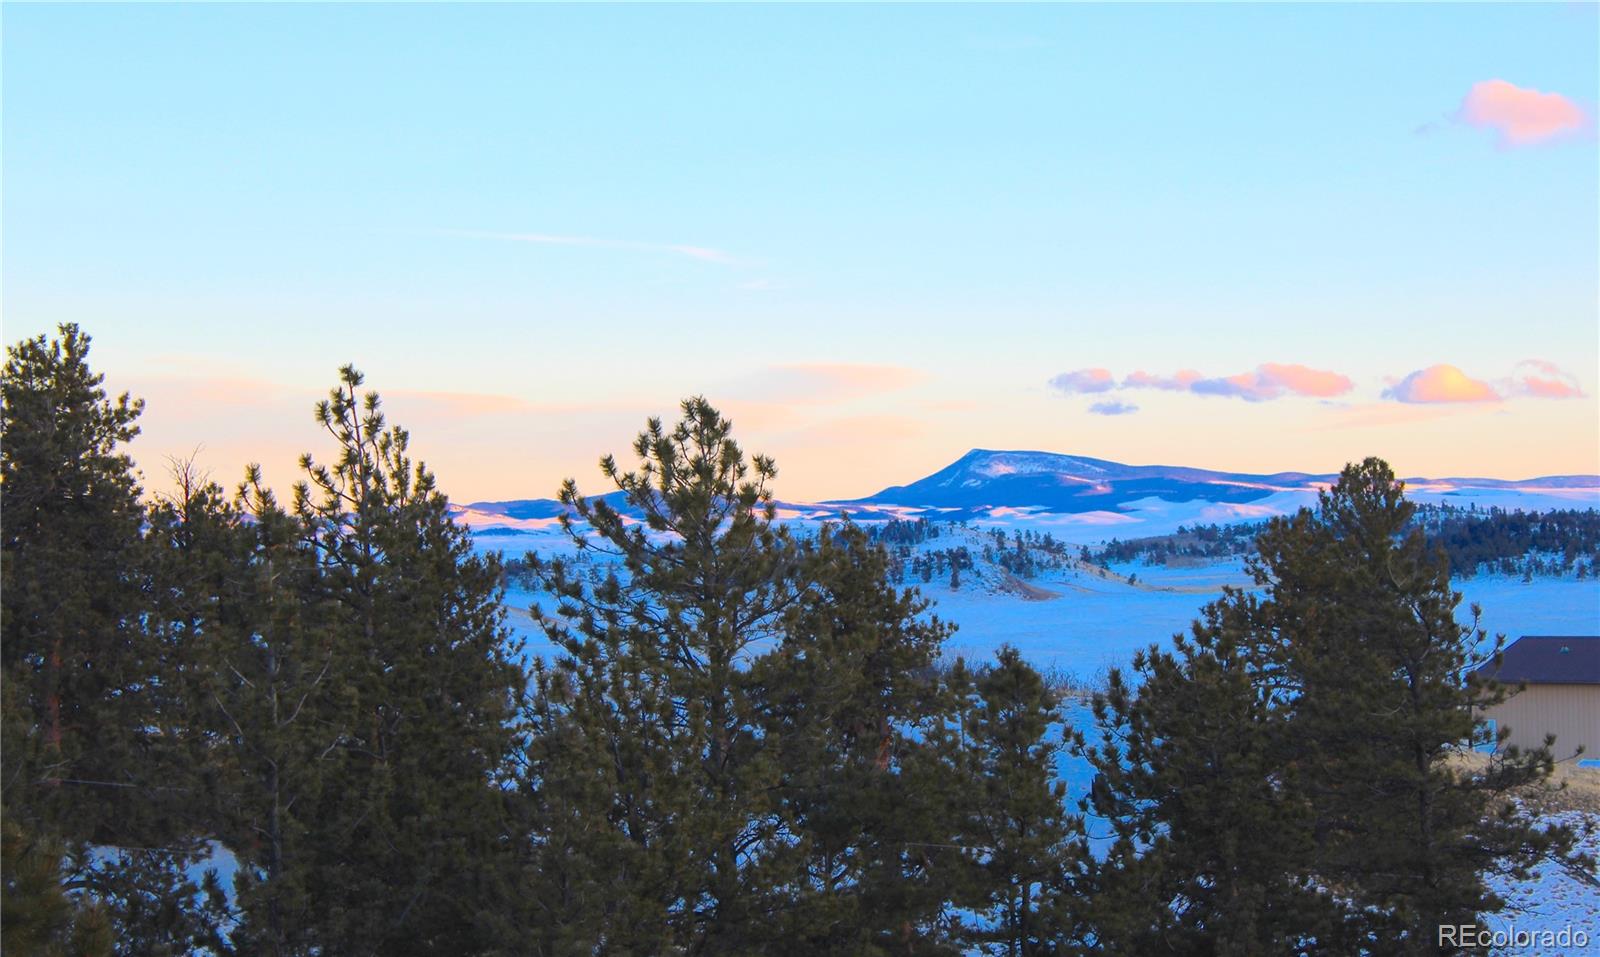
[287,366,528,955]
[2,325,219,952]
[1079,601,1342,953]
[145,467,350,956]
[1081,458,1590,952]
[2,324,148,838]
[139,368,530,955]
[748,523,968,953]
[1252,458,1588,948]
[956,648,1088,956]
[1,819,114,957]
[523,398,971,952]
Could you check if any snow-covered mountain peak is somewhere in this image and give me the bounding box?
[952,449,1114,482]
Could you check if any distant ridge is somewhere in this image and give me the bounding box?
[451,449,1599,530]
[839,449,1599,515]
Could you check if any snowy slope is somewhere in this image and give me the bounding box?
[839,449,1599,525]
[455,450,1600,543]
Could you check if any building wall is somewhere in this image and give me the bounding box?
[1481,684,1600,760]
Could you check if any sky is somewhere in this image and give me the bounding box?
[4,3,1597,503]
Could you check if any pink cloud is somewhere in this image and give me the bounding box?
[1383,365,1501,404]
[1048,368,1116,394]
[1057,364,1353,402]
[1133,364,1353,402]
[1456,80,1589,147]
[1123,369,1203,391]
[1256,362,1354,398]
[1508,359,1586,399]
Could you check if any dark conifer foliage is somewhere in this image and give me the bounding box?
[145,468,349,955]
[954,647,1090,955]
[2,325,218,953]
[2,325,150,837]
[3,340,531,954]
[1414,504,1600,578]
[1081,458,1592,953]
[1249,459,1590,948]
[284,366,528,954]
[1080,603,1343,953]
[522,398,970,953]
[749,523,966,953]
[1,820,115,957]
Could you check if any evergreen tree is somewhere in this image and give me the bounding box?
[136,368,531,955]
[287,367,528,955]
[2,324,149,838]
[524,397,806,949]
[1082,458,1590,952]
[956,648,1088,955]
[1,819,114,957]
[748,523,968,954]
[1079,601,1342,954]
[2,325,218,952]
[146,467,349,956]
[523,398,970,953]
[1253,458,1588,948]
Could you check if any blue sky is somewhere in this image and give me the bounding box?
[4,3,1596,501]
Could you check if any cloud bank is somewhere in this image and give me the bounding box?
[1054,359,1585,408]
[1188,363,1355,402]
[1052,363,1353,402]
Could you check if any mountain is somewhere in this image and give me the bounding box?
[840,450,1324,515]
[836,449,1600,518]
[451,449,1600,534]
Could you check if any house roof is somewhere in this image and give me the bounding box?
[1475,636,1600,686]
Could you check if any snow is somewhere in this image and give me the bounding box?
[1483,811,1600,953]
[965,451,1109,479]
[1457,575,1600,644]
[927,571,1226,676]
[451,509,569,532]
[484,514,1600,673]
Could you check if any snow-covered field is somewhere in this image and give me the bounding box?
[485,523,1600,674]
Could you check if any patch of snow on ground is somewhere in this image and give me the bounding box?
[1484,810,1600,952]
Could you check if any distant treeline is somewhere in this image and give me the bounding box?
[1098,521,1261,566]
[1413,503,1600,580]
[1093,505,1600,580]
[506,503,1600,590]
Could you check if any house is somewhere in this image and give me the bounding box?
[1474,636,1600,761]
